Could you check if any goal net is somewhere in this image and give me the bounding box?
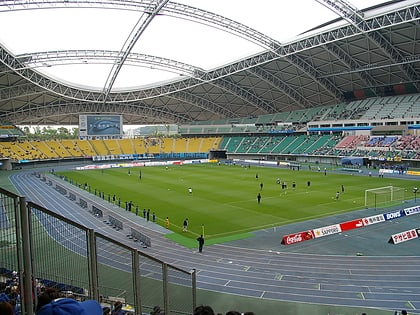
[364,186,406,208]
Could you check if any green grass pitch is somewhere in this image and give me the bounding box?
[57,163,415,244]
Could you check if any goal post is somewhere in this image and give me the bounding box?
[364,186,406,208]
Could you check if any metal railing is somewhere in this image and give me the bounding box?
[0,187,196,315]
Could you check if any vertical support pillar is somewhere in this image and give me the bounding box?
[162,263,169,315]
[192,269,197,312]
[132,250,142,315]
[87,229,99,301]
[20,196,34,315]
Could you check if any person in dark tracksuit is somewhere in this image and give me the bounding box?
[197,235,204,253]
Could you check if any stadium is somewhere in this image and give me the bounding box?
[0,1,420,315]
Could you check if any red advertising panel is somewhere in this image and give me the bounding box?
[281,230,314,245]
[340,219,364,231]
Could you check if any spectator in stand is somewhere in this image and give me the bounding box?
[193,305,215,315]
[111,301,125,315]
[36,288,62,312]
[0,293,10,303]
[0,301,14,315]
[37,297,102,315]
[4,283,21,315]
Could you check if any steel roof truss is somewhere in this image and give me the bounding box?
[247,66,312,110]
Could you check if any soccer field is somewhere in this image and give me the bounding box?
[57,163,415,241]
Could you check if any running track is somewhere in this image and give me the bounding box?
[10,171,420,313]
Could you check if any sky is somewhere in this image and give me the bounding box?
[0,0,388,90]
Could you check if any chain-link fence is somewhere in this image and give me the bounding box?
[0,187,196,315]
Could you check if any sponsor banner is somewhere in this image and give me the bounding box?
[417,228,420,237]
[383,210,405,221]
[281,231,314,245]
[340,219,364,231]
[404,205,420,216]
[362,214,385,226]
[313,224,341,238]
[379,168,399,174]
[390,229,418,244]
[406,170,420,176]
[76,159,210,170]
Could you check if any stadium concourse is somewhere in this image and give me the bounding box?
[8,166,420,315]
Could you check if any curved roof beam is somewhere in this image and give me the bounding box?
[15,49,273,113]
[198,4,419,73]
[1,4,418,103]
[0,0,281,52]
[316,0,419,89]
[102,0,169,99]
[168,91,239,119]
[2,0,283,109]
[316,1,380,93]
[286,54,344,102]
[17,50,201,78]
[319,54,420,78]
[0,0,333,100]
[2,1,418,60]
[1,1,296,106]
[6,55,231,120]
[2,99,191,124]
[324,42,380,95]
[315,0,365,27]
[215,77,278,114]
[0,82,44,101]
[368,31,419,90]
[1,45,203,103]
[247,67,313,110]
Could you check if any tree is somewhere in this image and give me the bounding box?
[71,128,79,139]
[57,127,70,139]
[41,126,58,139]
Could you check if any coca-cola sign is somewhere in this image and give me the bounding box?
[282,231,313,245]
